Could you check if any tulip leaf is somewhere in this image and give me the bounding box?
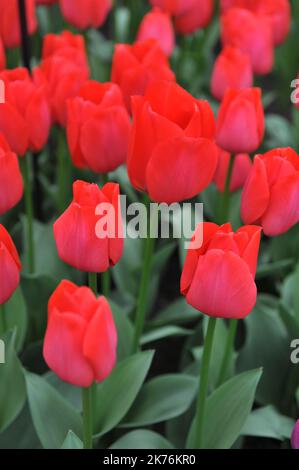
[25,372,82,449]
[61,431,83,450]
[241,406,295,441]
[93,350,154,437]
[149,298,201,328]
[141,326,192,346]
[0,330,26,432]
[121,374,197,427]
[0,404,40,449]
[109,300,134,360]
[0,287,27,352]
[110,430,174,450]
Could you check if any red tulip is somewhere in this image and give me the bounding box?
[221,8,274,76]
[34,32,89,126]
[150,0,192,16]
[181,222,261,318]
[0,68,51,155]
[0,224,21,305]
[241,148,299,236]
[128,80,218,203]
[137,7,175,57]
[0,38,6,70]
[0,134,23,215]
[214,150,252,192]
[0,0,37,49]
[211,47,253,101]
[291,420,299,449]
[111,39,175,111]
[216,88,264,154]
[67,81,131,173]
[43,280,117,387]
[220,0,290,46]
[54,180,123,273]
[60,0,112,30]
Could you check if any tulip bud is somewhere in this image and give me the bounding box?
[43,280,117,387]
[0,0,37,49]
[0,134,23,215]
[181,223,261,318]
[241,148,299,236]
[0,224,22,305]
[60,0,112,30]
[214,150,252,192]
[54,180,124,273]
[211,47,253,101]
[216,88,265,154]
[137,7,175,57]
[67,81,131,173]
[291,420,299,449]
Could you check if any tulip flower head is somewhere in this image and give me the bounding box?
[0,225,22,305]
[67,81,131,173]
[291,420,299,449]
[0,134,23,215]
[43,280,117,387]
[137,7,175,57]
[60,0,112,30]
[214,150,252,192]
[241,148,299,236]
[128,80,218,203]
[216,87,264,154]
[181,223,261,318]
[54,180,123,273]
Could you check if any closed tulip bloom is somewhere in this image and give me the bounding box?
[0,225,22,305]
[137,7,175,57]
[241,148,299,236]
[214,150,252,192]
[0,68,51,155]
[43,280,117,387]
[174,0,214,35]
[54,180,123,272]
[111,39,175,111]
[221,8,274,76]
[0,38,6,70]
[150,0,193,16]
[67,81,131,173]
[60,0,112,30]
[181,222,261,318]
[216,88,264,154]
[291,420,299,449]
[0,134,23,215]
[211,47,253,101]
[42,31,89,71]
[0,0,37,49]
[128,80,218,203]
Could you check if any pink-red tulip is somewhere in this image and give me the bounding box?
[241,148,299,236]
[0,134,23,215]
[216,88,264,154]
[181,222,261,318]
[128,80,218,203]
[0,225,21,305]
[111,39,175,111]
[60,0,112,30]
[214,150,252,192]
[0,0,37,49]
[43,280,117,387]
[67,81,131,173]
[54,180,123,272]
[211,47,253,101]
[0,68,51,155]
[137,7,175,57]
[221,7,274,76]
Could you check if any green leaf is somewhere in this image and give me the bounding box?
[0,404,40,449]
[61,431,83,449]
[201,368,262,449]
[25,372,82,449]
[110,300,134,360]
[122,374,197,427]
[141,326,192,346]
[93,350,154,437]
[150,298,201,328]
[110,430,174,449]
[0,331,26,432]
[1,287,27,351]
[242,406,295,441]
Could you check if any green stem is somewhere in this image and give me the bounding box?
[57,129,69,213]
[218,154,236,224]
[102,271,110,298]
[217,319,238,386]
[131,201,155,354]
[20,156,35,274]
[82,387,93,450]
[193,317,217,449]
[88,273,98,296]
[0,304,7,334]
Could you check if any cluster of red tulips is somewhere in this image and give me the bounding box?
[0,0,299,451]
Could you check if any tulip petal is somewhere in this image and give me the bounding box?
[241,156,270,225]
[0,242,20,304]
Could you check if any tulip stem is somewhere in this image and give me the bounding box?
[132,199,155,354]
[218,154,236,224]
[82,386,93,450]
[88,273,98,296]
[217,319,238,386]
[193,317,217,449]
[18,0,32,71]
[0,304,7,334]
[57,129,70,213]
[20,156,35,274]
